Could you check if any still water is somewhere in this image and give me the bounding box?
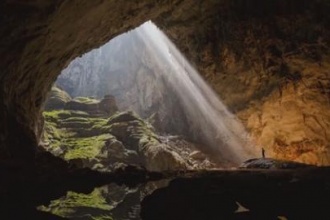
[38,180,170,220]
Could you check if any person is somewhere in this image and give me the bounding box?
[262,148,266,158]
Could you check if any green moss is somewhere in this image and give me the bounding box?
[61,121,93,129]
[139,134,159,150]
[44,122,60,139]
[43,110,72,122]
[107,111,143,125]
[51,86,71,101]
[62,117,90,123]
[91,124,112,134]
[74,96,99,104]
[69,110,90,117]
[106,111,160,150]
[43,110,91,121]
[42,106,159,164]
[63,134,113,160]
[38,187,112,218]
[92,215,114,220]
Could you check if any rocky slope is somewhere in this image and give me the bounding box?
[43,87,216,171]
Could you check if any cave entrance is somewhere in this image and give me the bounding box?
[42,21,256,173]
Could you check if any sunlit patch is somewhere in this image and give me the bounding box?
[278,216,288,220]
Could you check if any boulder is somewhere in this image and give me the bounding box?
[189,151,207,161]
[142,144,189,172]
[99,95,118,115]
[44,86,71,110]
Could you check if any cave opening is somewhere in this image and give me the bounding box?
[38,21,260,219]
[1,1,330,219]
[42,21,257,175]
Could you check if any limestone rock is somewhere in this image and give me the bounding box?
[159,136,219,169]
[142,144,189,172]
[99,95,118,116]
[44,86,71,110]
[189,151,207,161]
[64,96,118,117]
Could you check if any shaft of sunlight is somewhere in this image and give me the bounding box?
[137,21,258,164]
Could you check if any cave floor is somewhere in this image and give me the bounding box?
[1,165,330,220]
[142,168,330,220]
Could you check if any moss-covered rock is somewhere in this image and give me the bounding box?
[42,107,189,171]
[74,96,99,104]
[38,187,113,218]
[64,134,113,161]
[64,95,119,118]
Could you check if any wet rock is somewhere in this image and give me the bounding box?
[141,168,330,220]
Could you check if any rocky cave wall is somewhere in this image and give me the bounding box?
[159,0,330,164]
[0,0,329,164]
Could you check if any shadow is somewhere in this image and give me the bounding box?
[141,168,330,220]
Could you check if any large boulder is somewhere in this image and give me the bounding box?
[142,143,189,172]
[99,95,118,116]
[44,86,71,110]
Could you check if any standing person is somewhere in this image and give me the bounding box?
[262,148,266,158]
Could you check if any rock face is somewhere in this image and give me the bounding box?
[0,0,329,166]
[161,1,330,165]
[44,86,72,110]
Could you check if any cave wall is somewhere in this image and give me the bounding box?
[0,0,329,164]
[158,0,330,164]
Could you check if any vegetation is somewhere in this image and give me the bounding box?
[42,107,159,163]
[38,187,113,218]
[91,215,114,220]
[74,96,99,104]
[64,134,113,160]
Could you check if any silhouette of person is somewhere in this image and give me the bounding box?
[262,148,266,158]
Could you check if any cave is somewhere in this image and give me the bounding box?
[0,0,330,219]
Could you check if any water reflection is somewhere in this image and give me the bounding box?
[38,179,171,220]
